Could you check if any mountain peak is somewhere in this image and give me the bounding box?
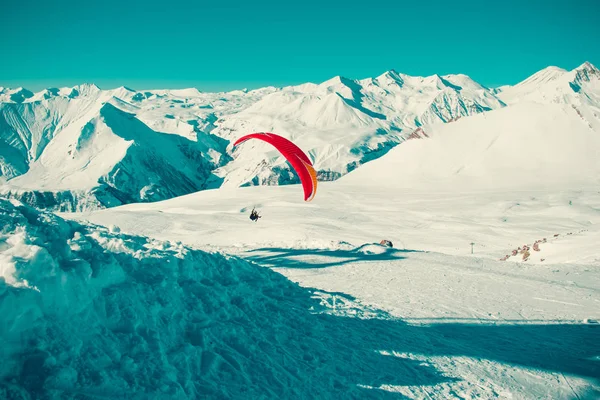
[419,74,455,90]
[168,88,202,97]
[515,66,568,88]
[376,70,405,86]
[317,75,362,97]
[1,87,35,103]
[569,61,599,90]
[68,83,102,99]
[118,85,136,92]
[319,75,346,87]
[380,69,401,79]
[575,61,599,73]
[75,83,101,90]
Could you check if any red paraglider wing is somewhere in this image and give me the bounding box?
[233,132,317,201]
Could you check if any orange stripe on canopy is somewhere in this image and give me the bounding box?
[301,158,318,201]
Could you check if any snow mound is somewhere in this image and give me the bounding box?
[0,198,440,399]
[355,243,396,255]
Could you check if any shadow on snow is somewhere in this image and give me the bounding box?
[240,245,600,398]
[244,246,421,269]
[2,210,598,400]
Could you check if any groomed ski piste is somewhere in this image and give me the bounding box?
[70,189,600,399]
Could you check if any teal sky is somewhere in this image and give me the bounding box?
[2,0,598,91]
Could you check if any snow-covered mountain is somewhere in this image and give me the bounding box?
[335,61,600,193]
[0,91,230,211]
[496,61,600,107]
[1,62,598,211]
[209,71,506,188]
[0,87,35,103]
[340,100,600,191]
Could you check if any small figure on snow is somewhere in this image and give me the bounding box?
[379,239,393,248]
[249,208,261,222]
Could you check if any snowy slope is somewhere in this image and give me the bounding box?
[0,84,275,210]
[340,101,600,191]
[67,168,600,398]
[3,181,600,399]
[0,97,228,211]
[3,198,436,399]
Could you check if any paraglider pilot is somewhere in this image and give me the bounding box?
[250,208,261,222]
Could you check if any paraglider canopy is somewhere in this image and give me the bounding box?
[232,132,318,201]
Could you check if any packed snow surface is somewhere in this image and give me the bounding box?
[68,163,600,398]
[3,182,600,398]
[2,198,444,399]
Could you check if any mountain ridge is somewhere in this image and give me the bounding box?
[1,61,598,211]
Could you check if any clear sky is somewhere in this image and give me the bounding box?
[2,0,598,91]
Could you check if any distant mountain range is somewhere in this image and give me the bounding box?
[1,62,598,211]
